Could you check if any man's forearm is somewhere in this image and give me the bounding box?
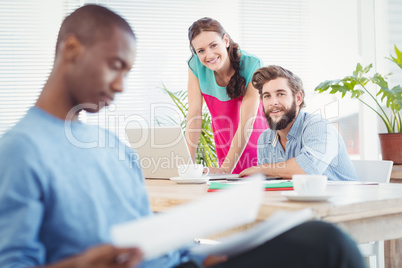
[240,158,306,178]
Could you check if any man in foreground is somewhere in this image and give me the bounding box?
[0,5,365,268]
[240,65,357,180]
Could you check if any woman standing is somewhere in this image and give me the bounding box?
[186,17,268,174]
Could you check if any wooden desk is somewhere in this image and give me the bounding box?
[145,179,402,244]
[391,164,402,183]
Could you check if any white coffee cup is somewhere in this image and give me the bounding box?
[177,164,209,178]
[292,174,328,196]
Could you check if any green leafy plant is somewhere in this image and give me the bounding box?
[160,84,218,167]
[314,45,402,133]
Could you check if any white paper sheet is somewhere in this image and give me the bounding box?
[110,174,264,260]
[190,208,313,257]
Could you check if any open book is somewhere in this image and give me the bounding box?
[110,174,312,260]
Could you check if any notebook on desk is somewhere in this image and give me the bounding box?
[207,180,293,192]
[126,127,192,179]
[125,126,248,180]
[126,126,239,180]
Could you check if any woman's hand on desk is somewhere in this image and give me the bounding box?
[239,165,263,177]
[207,167,230,174]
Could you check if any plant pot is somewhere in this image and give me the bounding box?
[379,133,402,164]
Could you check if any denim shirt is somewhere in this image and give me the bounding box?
[257,110,357,181]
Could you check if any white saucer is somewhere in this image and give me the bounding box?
[170,176,210,184]
[281,191,330,202]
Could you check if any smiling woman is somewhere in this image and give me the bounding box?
[185,17,268,175]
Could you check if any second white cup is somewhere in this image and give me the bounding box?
[177,164,209,178]
[292,174,328,196]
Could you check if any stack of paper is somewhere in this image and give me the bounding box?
[111,174,265,260]
[207,180,293,192]
[110,175,311,261]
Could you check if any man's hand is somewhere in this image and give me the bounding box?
[203,255,228,267]
[240,159,305,178]
[77,244,143,268]
[44,244,143,268]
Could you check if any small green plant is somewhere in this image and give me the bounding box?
[160,84,218,167]
[314,45,402,133]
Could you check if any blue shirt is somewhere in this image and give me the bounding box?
[257,110,357,181]
[0,107,189,268]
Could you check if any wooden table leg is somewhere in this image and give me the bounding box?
[385,172,402,268]
[385,239,402,268]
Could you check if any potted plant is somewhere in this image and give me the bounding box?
[314,45,402,163]
[159,84,218,167]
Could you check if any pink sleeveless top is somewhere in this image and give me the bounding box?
[188,50,268,173]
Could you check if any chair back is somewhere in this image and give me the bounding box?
[351,160,393,183]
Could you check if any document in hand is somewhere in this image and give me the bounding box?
[110,174,265,260]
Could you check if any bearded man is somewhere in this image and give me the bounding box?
[239,65,357,181]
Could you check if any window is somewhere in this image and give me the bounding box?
[66,0,315,145]
[0,0,62,135]
[1,0,400,159]
[64,0,244,142]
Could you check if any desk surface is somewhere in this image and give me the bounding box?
[391,164,402,181]
[145,179,402,243]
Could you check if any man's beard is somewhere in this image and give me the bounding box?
[265,100,297,130]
